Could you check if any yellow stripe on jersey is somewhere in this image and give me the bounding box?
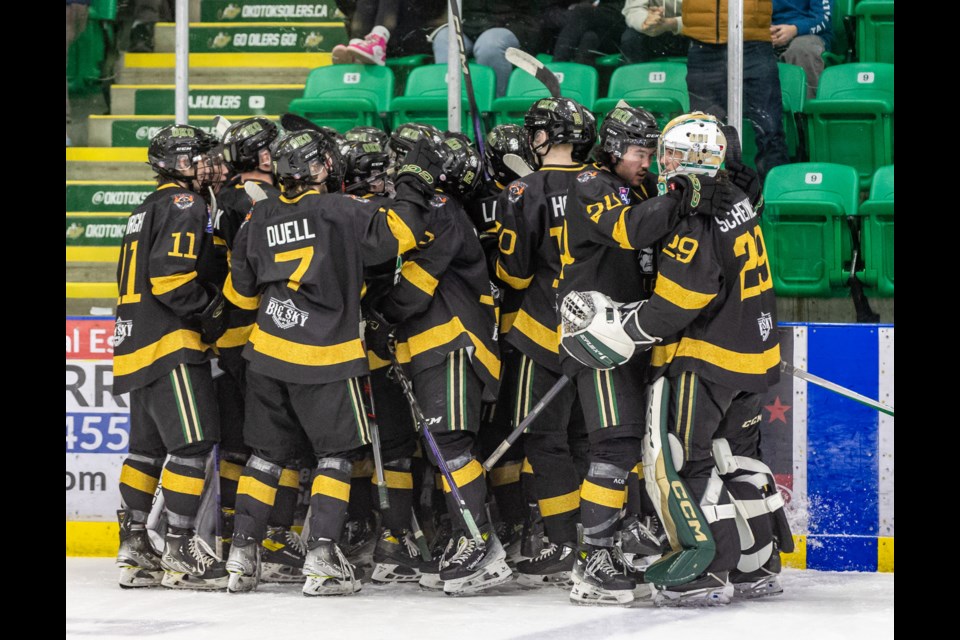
[441,459,484,493]
[217,324,254,349]
[120,465,159,495]
[219,460,244,482]
[381,469,414,489]
[613,207,635,250]
[113,330,207,377]
[401,261,439,296]
[521,458,534,474]
[539,489,581,517]
[279,189,319,204]
[279,469,300,488]
[489,461,522,487]
[655,273,718,310]
[402,318,500,381]
[495,260,533,290]
[223,272,261,310]
[150,271,197,296]
[500,311,518,334]
[311,474,351,503]
[385,207,419,254]
[249,327,366,366]
[480,295,494,306]
[367,351,392,370]
[580,480,626,509]
[512,310,559,354]
[651,339,781,375]
[237,475,278,506]
[161,467,205,496]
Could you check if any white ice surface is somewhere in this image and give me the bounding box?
[66,559,893,640]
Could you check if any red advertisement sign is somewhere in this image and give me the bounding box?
[66,318,115,360]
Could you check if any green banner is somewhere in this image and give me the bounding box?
[109,117,280,146]
[191,24,347,53]
[134,87,303,115]
[201,1,342,22]
[66,184,154,212]
[66,216,128,246]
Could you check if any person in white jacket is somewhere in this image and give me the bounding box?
[621,0,689,62]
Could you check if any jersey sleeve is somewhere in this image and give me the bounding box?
[353,181,430,266]
[147,194,213,315]
[574,175,682,251]
[493,179,538,291]
[635,217,722,338]
[223,216,262,311]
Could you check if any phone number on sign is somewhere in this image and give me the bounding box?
[66,413,129,453]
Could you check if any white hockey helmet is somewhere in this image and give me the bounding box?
[657,112,727,179]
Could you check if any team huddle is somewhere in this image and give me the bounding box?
[112,97,788,608]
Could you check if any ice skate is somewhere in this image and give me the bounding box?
[116,510,163,588]
[651,571,734,607]
[440,527,513,596]
[302,538,361,596]
[372,529,429,583]
[569,547,636,605]
[515,542,575,588]
[225,534,260,593]
[260,526,307,583]
[160,532,229,590]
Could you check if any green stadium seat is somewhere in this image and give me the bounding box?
[386,53,431,95]
[739,62,808,168]
[388,63,496,139]
[287,64,395,133]
[761,162,860,297]
[592,61,688,128]
[859,164,894,296]
[823,0,856,65]
[491,62,599,126]
[804,62,894,189]
[855,0,894,64]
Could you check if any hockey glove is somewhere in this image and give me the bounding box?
[668,174,734,218]
[362,301,398,361]
[197,283,227,344]
[394,139,446,197]
[618,300,662,352]
[560,291,654,370]
[724,158,764,215]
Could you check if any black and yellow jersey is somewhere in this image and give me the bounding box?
[466,179,506,235]
[225,180,429,385]
[637,189,781,393]
[494,163,584,374]
[112,182,220,394]
[378,192,501,397]
[557,167,682,375]
[213,176,281,358]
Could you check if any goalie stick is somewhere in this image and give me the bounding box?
[781,361,894,417]
[504,47,561,98]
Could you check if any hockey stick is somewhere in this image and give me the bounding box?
[410,507,433,562]
[243,180,269,203]
[446,0,489,172]
[362,375,391,510]
[384,339,484,545]
[503,153,534,179]
[482,375,571,471]
[504,47,561,98]
[280,112,321,133]
[213,115,232,139]
[781,361,894,417]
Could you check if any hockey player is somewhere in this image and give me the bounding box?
[555,106,729,605]
[345,125,390,148]
[493,97,593,587]
[365,134,508,596]
[215,117,312,584]
[113,125,230,590]
[222,129,443,596]
[559,111,784,606]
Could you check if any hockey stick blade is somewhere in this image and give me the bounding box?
[505,47,561,98]
[503,153,534,178]
[244,181,269,203]
[280,112,321,133]
[213,115,232,139]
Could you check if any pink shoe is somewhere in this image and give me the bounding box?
[332,39,363,64]
[348,33,387,66]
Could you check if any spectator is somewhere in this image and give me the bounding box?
[67,0,91,146]
[129,0,174,53]
[771,0,833,99]
[621,0,690,62]
[429,1,540,97]
[681,0,790,178]
[332,0,400,65]
[551,1,626,65]
[336,0,446,61]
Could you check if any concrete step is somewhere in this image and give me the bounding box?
[66,213,126,262]
[66,148,153,181]
[200,0,343,22]
[116,52,326,84]
[66,181,154,212]
[155,21,347,54]
[88,114,282,146]
[109,83,302,116]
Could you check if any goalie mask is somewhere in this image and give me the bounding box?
[221,117,279,173]
[657,111,727,179]
[560,291,636,370]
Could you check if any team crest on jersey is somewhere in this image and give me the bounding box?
[577,170,598,183]
[757,312,773,341]
[507,182,526,204]
[430,194,448,207]
[113,317,133,347]
[618,187,631,205]
[266,297,310,330]
[173,194,194,210]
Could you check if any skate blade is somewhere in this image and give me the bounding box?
[372,563,422,583]
[226,571,259,593]
[302,575,361,596]
[418,573,444,591]
[118,566,163,589]
[733,577,783,599]
[161,571,228,591]
[569,575,635,605]
[516,571,573,589]
[652,583,734,607]
[442,560,513,596]
[260,563,307,583]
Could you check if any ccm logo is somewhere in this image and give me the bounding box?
[671,480,708,542]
